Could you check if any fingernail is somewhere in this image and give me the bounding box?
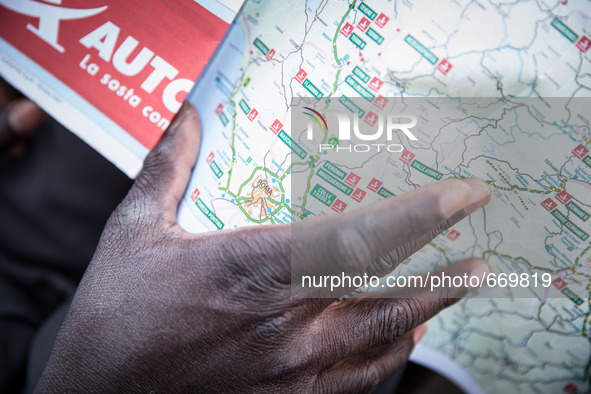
[440,180,472,217]
[413,324,427,343]
[468,259,491,289]
[462,178,492,213]
[169,101,190,129]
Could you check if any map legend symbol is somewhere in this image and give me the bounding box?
[437,59,453,75]
[446,229,460,241]
[576,36,590,53]
[191,188,200,202]
[340,22,353,37]
[400,150,415,164]
[375,13,389,28]
[541,198,557,211]
[247,108,258,122]
[331,199,347,213]
[351,188,367,202]
[572,144,588,159]
[294,68,307,83]
[373,95,388,109]
[345,172,361,187]
[363,111,378,126]
[367,177,383,192]
[270,119,282,134]
[368,76,383,92]
[556,190,572,204]
[552,277,567,290]
[215,103,223,115]
[206,152,215,164]
[357,17,370,32]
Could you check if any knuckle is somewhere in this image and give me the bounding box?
[370,213,459,274]
[438,283,460,306]
[400,192,448,236]
[373,300,399,345]
[132,172,158,198]
[382,299,420,337]
[357,364,383,393]
[102,193,160,241]
[215,227,292,287]
[371,246,407,276]
[142,145,172,178]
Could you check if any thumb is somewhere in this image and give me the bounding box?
[131,101,201,224]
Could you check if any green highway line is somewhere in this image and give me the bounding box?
[329,0,356,96]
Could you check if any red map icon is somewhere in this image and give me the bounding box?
[364,111,378,126]
[191,188,200,201]
[437,59,453,75]
[556,190,572,204]
[552,277,567,290]
[572,144,589,159]
[357,17,370,32]
[576,36,590,53]
[247,108,258,122]
[375,13,389,28]
[367,177,383,192]
[373,95,388,110]
[446,229,460,241]
[400,150,415,164]
[368,77,383,92]
[270,119,282,135]
[331,199,347,213]
[345,172,361,187]
[351,188,367,202]
[294,68,307,83]
[541,198,557,212]
[340,22,353,37]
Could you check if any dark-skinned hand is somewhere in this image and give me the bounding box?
[37,102,491,393]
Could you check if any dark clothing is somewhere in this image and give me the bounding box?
[0,117,133,393]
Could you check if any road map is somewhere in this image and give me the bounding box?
[177,0,591,392]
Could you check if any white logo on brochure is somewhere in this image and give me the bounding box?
[0,0,107,53]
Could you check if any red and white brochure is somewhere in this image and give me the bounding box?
[0,0,241,176]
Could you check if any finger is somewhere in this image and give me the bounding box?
[356,200,471,287]
[0,78,22,109]
[291,178,491,297]
[0,99,44,149]
[314,327,423,393]
[307,258,489,362]
[130,102,201,224]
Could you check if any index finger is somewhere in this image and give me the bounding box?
[290,178,491,297]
